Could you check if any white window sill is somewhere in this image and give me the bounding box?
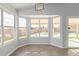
[3,39,15,46]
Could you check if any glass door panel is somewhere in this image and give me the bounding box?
[40,24,48,37]
[40,19,48,37]
[53,16,60,39]
[31,24,39,37]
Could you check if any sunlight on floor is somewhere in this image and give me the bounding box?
[69,40,79,47]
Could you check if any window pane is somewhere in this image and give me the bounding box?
[40,19,48,37]
[31,24,39,37]
[30,19,49,37]
[68,18,79,38]
[0,9,1,45]
[19,17,27,39]
[31,19,39,37]
[68,17,79,47]
[31,19,39,24]
[40,19,48,24]
[3,11,14,43]
[53,16,60,38]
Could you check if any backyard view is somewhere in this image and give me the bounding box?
[0,11,27,42]
[3,11,14,43]
[19,17,27,39]
[40,19,48,37]
[31,19,39,37]
[68,17,79,47]
[31,19,48,37]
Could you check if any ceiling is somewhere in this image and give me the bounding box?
[8,3,66,10]
[9,3,35,10]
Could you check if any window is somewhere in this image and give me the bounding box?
[3,11,14,43]
[53,16,60,39]
[19,17,27,39]
[68,18,79,39]
[40,19,48,37]
[30,18,48,37]
[68,17,79,47]
[31,19,39,37]
[0,9,1,45]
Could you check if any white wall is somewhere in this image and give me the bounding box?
[18,4,64,15]
[28,38,50,44]
[0,4,16,15]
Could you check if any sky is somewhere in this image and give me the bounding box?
[19,17,26,27]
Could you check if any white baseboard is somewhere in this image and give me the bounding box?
[50,43,64,48]
[7,44,29,56]
[28,43,50,45]
[17,43,29,49]
[7,47,18,56]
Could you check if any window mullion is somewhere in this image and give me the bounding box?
[39,18,40,37]
[1,9,4,45]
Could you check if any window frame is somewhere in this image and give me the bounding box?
[0,9,2,46]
